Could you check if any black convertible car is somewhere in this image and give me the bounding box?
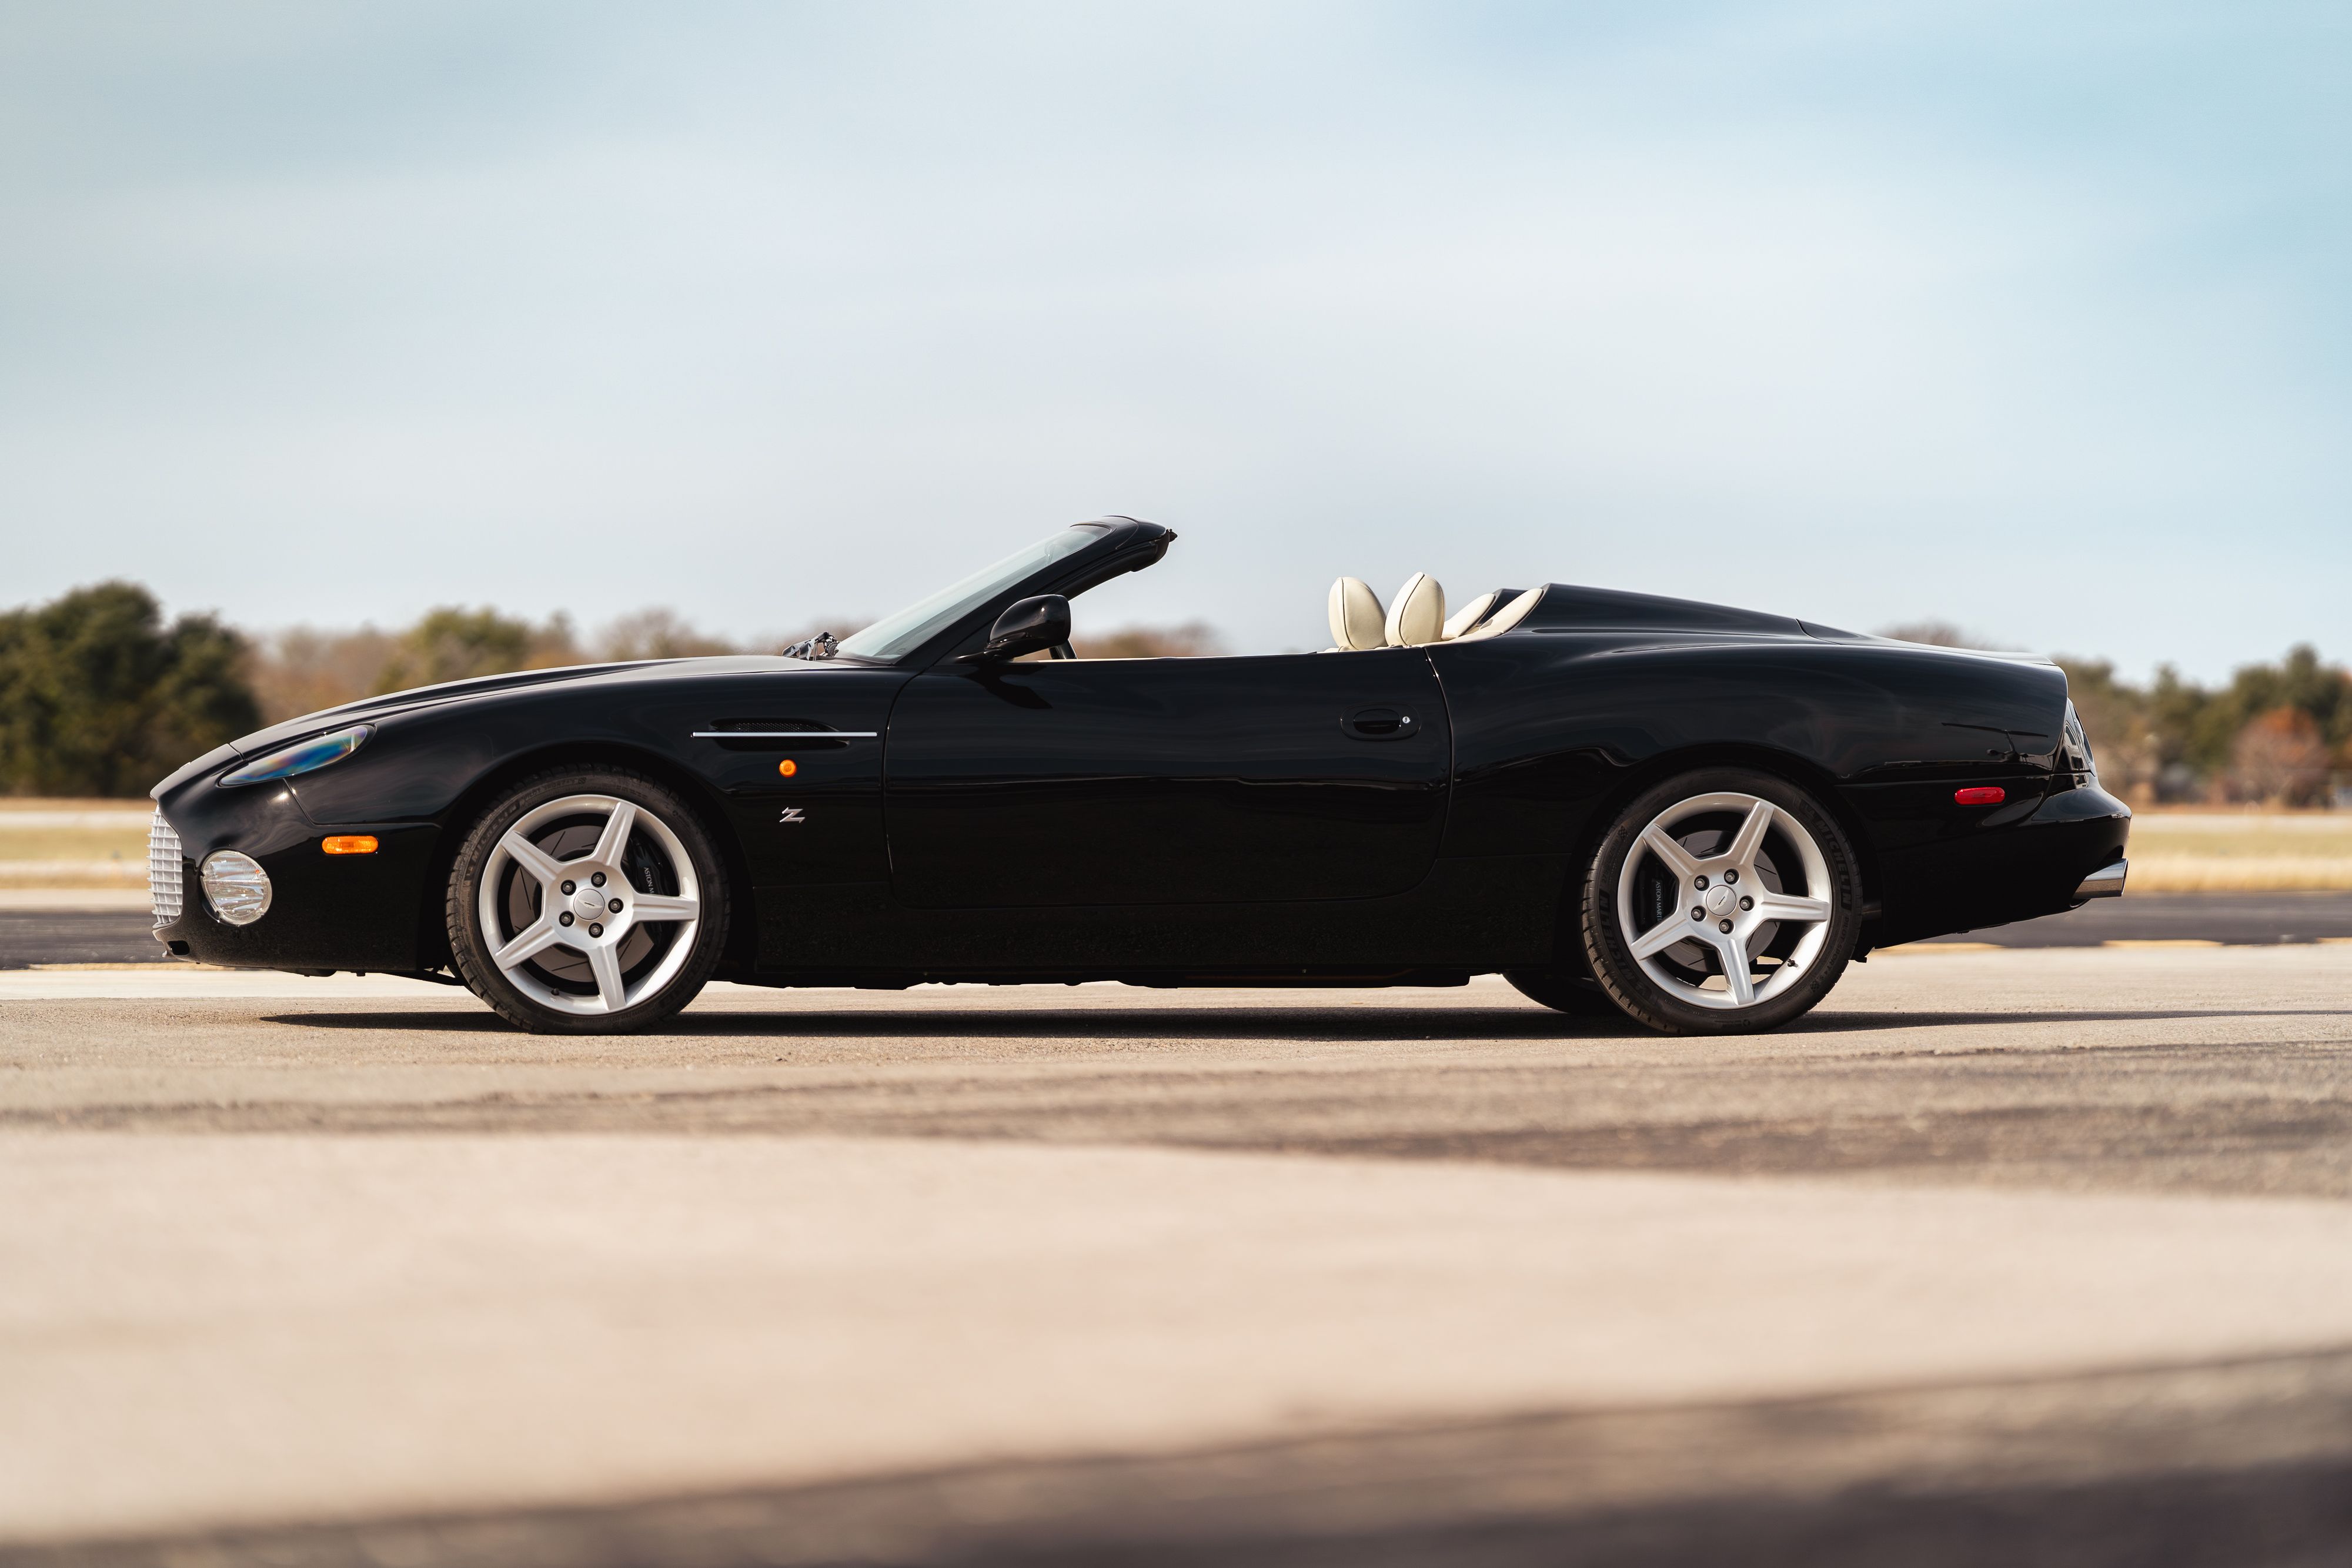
[149,517,2129,1034]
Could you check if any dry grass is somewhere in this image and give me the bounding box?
[0,827,152,862]
[0,803,156,883]
[0,798,149,813]
[2127,811,2352,890]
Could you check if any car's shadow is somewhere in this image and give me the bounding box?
[257,1005,2347,1042]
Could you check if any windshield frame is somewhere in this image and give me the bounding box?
[834,524,1110,663]
[830,519,1168,667]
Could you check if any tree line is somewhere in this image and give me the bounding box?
[2,581,2343,801]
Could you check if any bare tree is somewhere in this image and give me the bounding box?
[2230,707,2330,806]
[596,609,737,662]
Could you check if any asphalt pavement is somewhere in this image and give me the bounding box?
[3,948,2350,1566]
[8,892,2352,969]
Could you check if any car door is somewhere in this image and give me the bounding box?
[884,649,1451,908]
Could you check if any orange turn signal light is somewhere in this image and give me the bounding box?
[1953,787,2005,807]
[777,759,797,777]
[321,835,379,855]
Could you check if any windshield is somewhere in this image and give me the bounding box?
[835,525,1107,661]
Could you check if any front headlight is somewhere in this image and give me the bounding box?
[199,851,272,925]
[218,724,373,788]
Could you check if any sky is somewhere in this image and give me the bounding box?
[2,0,2346,681]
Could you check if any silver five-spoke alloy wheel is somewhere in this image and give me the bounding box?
[1615,790,1835,1011]
[476,793,703,1017]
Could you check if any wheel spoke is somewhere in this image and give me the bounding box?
[630,892,699,924]
[1639,824,1701,885]
[587,944,627,1012]
[499,831,566,885]
[1754,891,1833,924]
[1629,912,1694,959]
[491,915,565,973]
[591,800,639,869]
[1724,799,1774,869]
[1708,931,1756,1005]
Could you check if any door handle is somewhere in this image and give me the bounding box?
[1342,707,1419,741]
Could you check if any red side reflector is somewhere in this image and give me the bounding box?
[322,835,379,855]
[1954,786,2006,807]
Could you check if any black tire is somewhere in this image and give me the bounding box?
[446,767,730,1034]
[1504,966,1629,1018]
[1580,766,1860,1035]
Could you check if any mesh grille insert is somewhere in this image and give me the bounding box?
[148,811,183,928]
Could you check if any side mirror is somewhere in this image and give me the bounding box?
[978,594,1071,661]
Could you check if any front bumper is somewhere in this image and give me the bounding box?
[149,773,442,973]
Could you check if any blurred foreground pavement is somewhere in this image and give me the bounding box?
[2,951,2350,1566]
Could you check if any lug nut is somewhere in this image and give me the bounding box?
[1740,895,1754,911]
[1719,918,1734,934]
[559,912,574,927]
[560,880,576,895]
[1690,907,1705,921]
[1724,868,1739,884]
[1694,875,1708,890]
[591,872,607,888]
[589,922,604,938]
[607,898,623,914]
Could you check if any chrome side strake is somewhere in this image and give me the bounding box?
[2074,860,2127,900]
[689,731,878,739]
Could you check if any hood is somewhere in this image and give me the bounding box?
[219,653,837,757]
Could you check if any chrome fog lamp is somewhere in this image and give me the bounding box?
[219,724,373,788]
[199,850,273,925]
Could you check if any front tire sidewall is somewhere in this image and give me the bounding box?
[447,768,729,1034]
[1582,767,1860,1035]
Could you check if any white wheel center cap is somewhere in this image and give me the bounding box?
[1706,885,1735,915]
[573,888,607,921]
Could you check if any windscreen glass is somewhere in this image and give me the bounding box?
[836,526,1105,661]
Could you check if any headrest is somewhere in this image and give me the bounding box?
[1327,577,1387,651]
[1384,572,1445,647]
[1452,586,1543,641]
[1442,591,1501,640]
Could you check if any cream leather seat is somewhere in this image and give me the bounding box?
[1384,572,1446,646]
[1327,577,1387,650]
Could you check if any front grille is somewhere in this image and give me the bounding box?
[148,810,184,928]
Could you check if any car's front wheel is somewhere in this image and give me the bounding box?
[1581,767,1860,1035]
[446,768,729,1034]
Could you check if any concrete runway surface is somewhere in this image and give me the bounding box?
[4,948,2351,1566]
[10,890,2352,968]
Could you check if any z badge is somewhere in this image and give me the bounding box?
[779,807,807,825]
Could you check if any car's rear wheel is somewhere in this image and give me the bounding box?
[446,768,729,1034]
[1581,767,1860,1035]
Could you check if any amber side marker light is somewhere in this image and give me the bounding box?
[321,835,379,855]
[1953,787,2006,807]
[778,759,797,777]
